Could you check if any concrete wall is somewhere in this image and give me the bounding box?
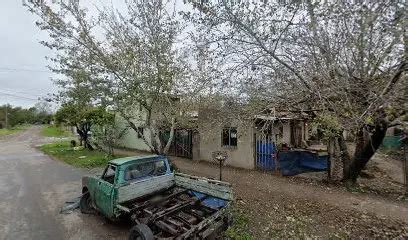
[198,112,255,169]
[115,106,152,152]
[253,120,290,145]
[253,119,310,148]
[282,121,291,144]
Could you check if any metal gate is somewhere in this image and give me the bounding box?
[255,134,277,171]
[160,129,193,159]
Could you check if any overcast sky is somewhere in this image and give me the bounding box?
[0,0,189,109]
[0,0,60,108]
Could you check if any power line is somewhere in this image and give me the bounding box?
[0,92,39,101]
[0,67,54,73]
[0,88,44,98]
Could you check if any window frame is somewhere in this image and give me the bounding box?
[222,127,238,148]
[101,164,117,184]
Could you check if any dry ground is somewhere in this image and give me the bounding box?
[114,148,408,239]
[2,127,406,239]
[172,158,408,239]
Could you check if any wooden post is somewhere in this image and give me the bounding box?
[219,161,223,181]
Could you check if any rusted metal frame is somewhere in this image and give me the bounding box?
[177,202,230,239]
[171,205,216,230]
[129,189,188,212]
[185,209,204,221]
[199,218,225,238]
[151,193,210,222]
[194,204,218,214]
[150,199,197,223]
[172,213,200,227]
[157,217,190,235]
[166,218,187,230]
[156,220,180,235]
[143,208,154,215]
[151,196,211,236]
[155,208,207,236]
[156,192,189,209]
[151,200,196,236]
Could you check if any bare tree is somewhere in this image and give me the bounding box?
[186,0,407,184]
[26,0,191,155]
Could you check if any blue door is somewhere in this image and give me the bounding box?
[255,135,276,171]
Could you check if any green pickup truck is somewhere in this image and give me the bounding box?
[80,155,233,239]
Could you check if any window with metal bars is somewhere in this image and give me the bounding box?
[222,127,237,147]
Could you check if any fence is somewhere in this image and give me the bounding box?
[160,129,193,159]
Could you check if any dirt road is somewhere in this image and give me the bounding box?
[0,127,128,240]
[1,127,407,239]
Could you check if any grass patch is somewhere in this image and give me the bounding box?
[0,125,29,136]
[0,128,20,136]
[224,208,253,240]
[39,141,123,168]
[41,125,72,137]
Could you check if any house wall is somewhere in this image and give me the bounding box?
[253,119,309,147]
[114,97,185,153]
[115,107,152,152]
[198,111,255,169]
[253,120,291,145]
[282,121,291,144]
[303,121,309,141]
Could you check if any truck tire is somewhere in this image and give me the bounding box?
[79,192,94,214]
[128,224,154,240]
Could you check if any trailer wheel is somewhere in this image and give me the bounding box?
[128,224,154,240]
[80,192,94,214]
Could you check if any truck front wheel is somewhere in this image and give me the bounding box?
[80,192,94,214]
[128,224,154,240]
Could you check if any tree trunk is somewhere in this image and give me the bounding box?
[344,120,388,183]
[76,124,94,150]
[327,133,350,181]
[76,125,84,146]
[149,120,163,154]
[83,133,94,150]
[328,137,343,181]
[163,117,176,154]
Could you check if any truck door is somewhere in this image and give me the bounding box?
[95,164,116,217]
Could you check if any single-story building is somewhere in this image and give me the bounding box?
[114,103,320,172]
[196,109,311,169]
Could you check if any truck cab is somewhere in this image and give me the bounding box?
[81,155,173,218]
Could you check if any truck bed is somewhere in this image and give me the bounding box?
[117,173,233,239]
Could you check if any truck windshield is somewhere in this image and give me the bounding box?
[124,160,167,181]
